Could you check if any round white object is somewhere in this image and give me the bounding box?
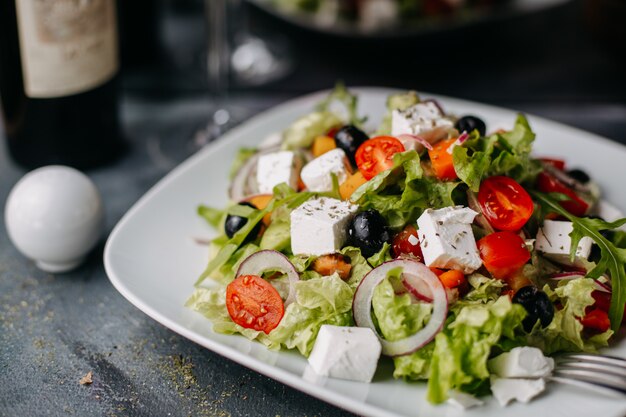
[4,165,104,273]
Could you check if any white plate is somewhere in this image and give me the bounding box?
[104,88,626,417]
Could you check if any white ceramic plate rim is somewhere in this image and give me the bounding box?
[104,87,626,417]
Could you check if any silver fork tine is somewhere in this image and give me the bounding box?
[557,353,626,370]
[553,368,626,393]
[549,376,626,398]
[557,361,626,379]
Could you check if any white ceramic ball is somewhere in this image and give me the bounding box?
[4,165,104,273]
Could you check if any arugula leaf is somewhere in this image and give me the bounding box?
[229,147,257,180]
[197,205,224,228]
[532,191,626,330]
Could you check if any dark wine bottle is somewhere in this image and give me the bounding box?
[0,0,125,170]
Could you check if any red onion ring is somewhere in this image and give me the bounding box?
[236,250,299,306]
[467,190,495,234]
[229,145,280,202]
[397,134,434,151]
[549,272,612,293]
[352,259,448,357]
[446,131,469,155]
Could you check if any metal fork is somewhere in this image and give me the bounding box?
[550,353,626,397]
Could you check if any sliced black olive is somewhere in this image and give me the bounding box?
[455,115,486,137]
[224,202,261,243]
[566,169,591,184]
[348,209,391,258]
[512,286,555,332]
[334,125,369,165]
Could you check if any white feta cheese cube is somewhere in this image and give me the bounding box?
[488,347,554,378]
[391,102,454,139]
[490,376,546,407]
[447,390,484,410]
[300,148,352,192]
[535,220,593,266]
[256,151,299,194]
[290,197,358,256]
[308,325,382,383]
[417,206,482,274]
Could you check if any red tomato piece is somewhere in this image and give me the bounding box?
[477,231,531,279]
[427,138,458,181]
[478,176,534,231]
[391,224,424,260]
[536,171,589,217]
[580,308,611,332]
[226,274,285,334]
[355,136,404,180]
[539,158,566,171]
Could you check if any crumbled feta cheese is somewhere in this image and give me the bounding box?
[490,376,546,406]
[417,206,482,274]
[535,220,593,266]
[290,197,358,256]
[447,390,484,410]
[256,151,299,194]
[300,148,352,192]
[308,325,382,383]
[488,347,554,378]
[391,102,454,139]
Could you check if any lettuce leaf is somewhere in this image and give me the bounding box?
[187,274,355,356]
[452,114,542,192]
[426,296,526,403]
[350,151,461,229]
[372,277,432,342]
[527,278,613,354]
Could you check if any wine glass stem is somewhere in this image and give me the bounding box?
[206,0,229,108]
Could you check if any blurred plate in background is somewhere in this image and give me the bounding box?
[247,0,572,38]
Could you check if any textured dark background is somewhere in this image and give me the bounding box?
[1,0,625,416]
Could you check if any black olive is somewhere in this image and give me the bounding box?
[512,286,555,332]
[334,125,369,165]
[455,115,486,137]
[589,226,613,263]
[348,210,391,258]
[224,202,261,243]
[566,168,591,184]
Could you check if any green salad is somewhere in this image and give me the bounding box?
[187,85,626,406]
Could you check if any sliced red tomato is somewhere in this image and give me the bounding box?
[580,308,611,332]
[536,171,589,217]
[391,224,424,261]
[478,176,534,231]
[225,274,284,334]
[539,158,566,171]
[355,136,404,180]
[477,231,531,279]
[427,138,458,181]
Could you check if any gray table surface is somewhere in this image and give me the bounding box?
[2,1,626,416]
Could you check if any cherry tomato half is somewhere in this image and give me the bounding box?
[391,224,424,261]
[536,171,589,217]
[355,136,404,180]
[226,274,285,334]
[477,231,531,280]
[539,158,566,171]
[478,176,534,231]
